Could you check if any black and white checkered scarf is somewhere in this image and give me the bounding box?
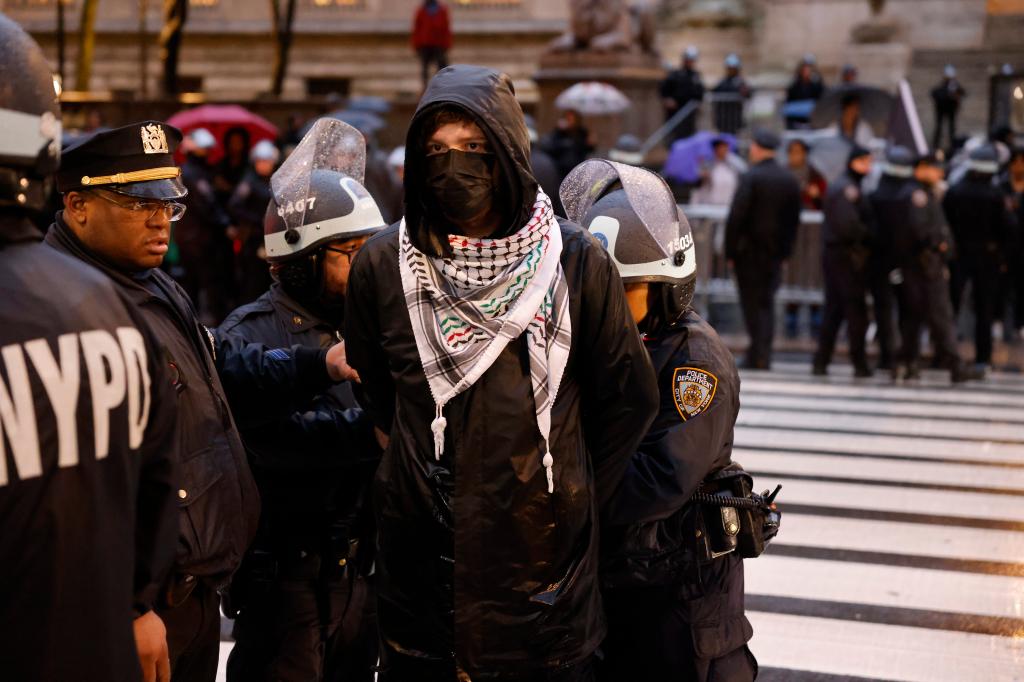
[398,190,571,493]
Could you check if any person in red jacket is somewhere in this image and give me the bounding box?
[412,0,452,88]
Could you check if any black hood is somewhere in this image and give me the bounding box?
[404,65,538,257]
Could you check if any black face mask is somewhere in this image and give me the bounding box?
[425,150,495,223]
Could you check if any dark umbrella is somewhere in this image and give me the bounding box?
[810,85,894,132]
[808,135,853,184]
[347,96,391,115]
[301,109,385,138]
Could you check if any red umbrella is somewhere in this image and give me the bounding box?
[166,104,278,164]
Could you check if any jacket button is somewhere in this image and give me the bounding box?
[293,315,302,326]
[178,489,188,499]
[695,529,702,538]
[184,574,195,583]
[338,558,347,567]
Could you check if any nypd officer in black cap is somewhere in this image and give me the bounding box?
[561,160,759,682]
[813,145,874,377]
[943,144,1016,369]
[46,120,357,681]
[881,149,982,382]
[219,119,382,681]
[0,15,179,682]
[725,128,803,369]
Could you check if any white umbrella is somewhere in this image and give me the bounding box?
[555,81,631,115]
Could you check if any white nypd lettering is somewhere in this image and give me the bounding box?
[0,328,152,487]
[0,344,42,485]
[80,330,127,460]
[24,334,80,468]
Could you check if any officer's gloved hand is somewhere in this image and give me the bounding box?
[326,341,360,383]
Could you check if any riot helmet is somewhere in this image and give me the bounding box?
[559,159,697,330]
[264,118,386,300]
[0,13,61,214]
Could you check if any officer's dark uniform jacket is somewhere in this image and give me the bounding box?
[45,214,323,589]
[601,311,752,676]
[1,215,178,682]
[886,180,952,278]
[724,158,802,264]
[345,65,658,677]
[217,283,375,559]
[943,174,1013,269]
[823,172,872,263]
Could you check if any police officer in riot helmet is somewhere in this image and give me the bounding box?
[0,14,179,682]
[219,119,384,682]
[561,160,759,682]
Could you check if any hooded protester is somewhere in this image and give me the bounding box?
[559,160,758,682]
[344,65,658,681]
[228,139,280,304]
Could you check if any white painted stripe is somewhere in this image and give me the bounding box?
[738,408,1024,443]
[739,378,1024,407]
[747,611,1024,682]
[761,476,1024,522]
[736,450,1024,491]
[739,393,1024,423]
[735,426,1024,465]
[741,368,1024,396]
[775,513,1024,564]
[746,555,1024,619]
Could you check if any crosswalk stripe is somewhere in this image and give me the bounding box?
[762,476,1024,522]
[739,393,1024,423]
[746,555,1024,619]
[735,426,1024,465]
[739,377,1024,407]
[742,368,1024,396]
[738,408,1024,443]
[735,450,1024,491]
[768,513,1024,564]
[747,611,1024,682]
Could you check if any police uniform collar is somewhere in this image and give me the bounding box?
[269,283,336,333]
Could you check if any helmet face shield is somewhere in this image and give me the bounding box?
[559,159,696,285]
[265,118,384,261]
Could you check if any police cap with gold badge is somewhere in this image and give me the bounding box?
[57,120,187,200]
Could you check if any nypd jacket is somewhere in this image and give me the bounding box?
[0,215,177,682]
[601,310,753,660]
[216,284,377,552]
[345,65,658,677]
[46,216,331,588]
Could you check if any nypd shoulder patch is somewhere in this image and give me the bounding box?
[672,366,718,421]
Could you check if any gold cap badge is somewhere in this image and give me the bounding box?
[141,123,169,154]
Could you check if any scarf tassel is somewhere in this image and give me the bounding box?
[431,405,447,461]
[543,451,554,494]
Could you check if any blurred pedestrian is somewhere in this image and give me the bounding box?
[712,53,750,135]
[216,126,252,203]
[813,145,874,376]
[833,93,874,147]
[526,114,565,216]
[783,138,827,337]
[725,129,803,369]
[0,19,177,682]
[344,65,657,680]
[998,147,1024,334]
[387,145,406,183]
[228,139,279,305]
[931,65,966,152]
[692,136,745,206]
[540,108,596,180]
[411,0,452,89]
[221,121,384,682]
[560,161,758,682]
[176,127,234,322]
[660,45,705,141]
[887,152,982,382]
[785,54,825,129]
[943,145,1015,367]
[840,63,858,84]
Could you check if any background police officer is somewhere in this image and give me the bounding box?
[0,15,178,682]
[725,128,803,370]
[943,145,1016,368]
[228,139,280,305]
[660,46,705,141]
[219,120,382,682]
[813,145,874,377]
[45,121,354,681]
[560,160,756,682]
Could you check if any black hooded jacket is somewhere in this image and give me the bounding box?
[344,65,658,676]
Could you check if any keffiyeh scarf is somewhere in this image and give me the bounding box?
[399,190,571,493]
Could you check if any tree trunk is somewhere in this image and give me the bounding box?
[269,0,297,98]
[74,0,100,91]
[160,0,188,95]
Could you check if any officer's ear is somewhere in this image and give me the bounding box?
[63,191,91,225]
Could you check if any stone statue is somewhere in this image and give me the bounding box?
[549,0,657,53]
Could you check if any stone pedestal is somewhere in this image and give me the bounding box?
[841,42,912,90]
[534,51,666,151]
